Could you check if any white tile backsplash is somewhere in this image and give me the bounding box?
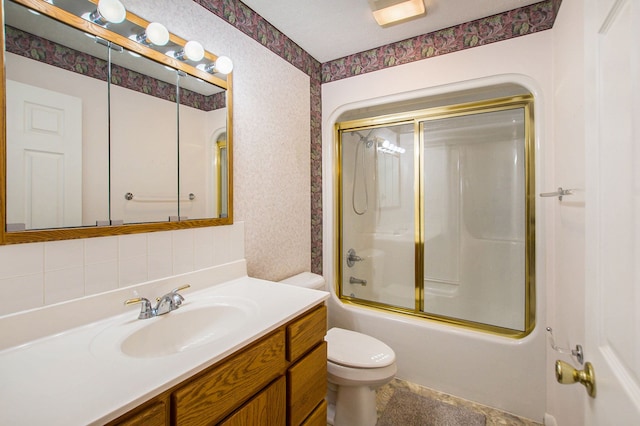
[0,243,43,279]
[0,223,245,317]
[119,255,149,287]
[0,274,43,314]
[147,231,173,280]
[119,233,148,259]
[44,266,85,304]
[229,221,245,262]
[85,236,118,264]
[172,229,194,274]
[193,227,215,270]
[147,231,172,257]
[212,224,232,265]
[44,240,85,271]
[85,261,118,296]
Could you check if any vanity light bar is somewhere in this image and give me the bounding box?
[77,0,233,75]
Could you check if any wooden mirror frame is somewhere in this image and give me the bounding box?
[0,0,233,244]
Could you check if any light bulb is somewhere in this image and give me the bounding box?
[183,40,204,61]
[145,22,169,46]
[215,56,233,74]
[97,0,126,24]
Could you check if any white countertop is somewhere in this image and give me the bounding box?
[0,270,328,425]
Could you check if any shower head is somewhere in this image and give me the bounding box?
[356,131,376,148]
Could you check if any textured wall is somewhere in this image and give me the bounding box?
[0,0,313,317]
[123,0,312,281]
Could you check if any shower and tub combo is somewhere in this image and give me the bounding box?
[339,101,534,333]
[325,81,547,422]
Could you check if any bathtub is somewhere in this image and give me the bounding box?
[326,282,546,421]
[330,211,545,422]
[331,228,545,421]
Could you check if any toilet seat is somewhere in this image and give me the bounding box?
[326,327,395,368]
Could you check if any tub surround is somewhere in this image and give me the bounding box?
[0,260,329,425]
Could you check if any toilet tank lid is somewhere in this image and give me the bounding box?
[325,327,396,368]
[279,272,325,289]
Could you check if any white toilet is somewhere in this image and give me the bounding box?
[280,272,397,426]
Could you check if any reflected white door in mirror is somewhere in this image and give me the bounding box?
[6,80,82,230]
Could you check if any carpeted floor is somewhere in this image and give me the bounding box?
[375,379,543,426]
[377,388,486,426]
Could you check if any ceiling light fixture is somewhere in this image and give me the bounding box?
[368,0,426,27]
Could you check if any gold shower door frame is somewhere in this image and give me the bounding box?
[335,95,536,338]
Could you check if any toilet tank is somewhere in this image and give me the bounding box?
[279,272,325,290]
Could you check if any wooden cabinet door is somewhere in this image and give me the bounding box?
[172,330,285,425]
[287,342,327,426]
[220,377,286,426]
[300,400,327,426]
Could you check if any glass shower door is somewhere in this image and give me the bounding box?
[421,107,530,331]
[340,123,416,309]
[337,95,535,336]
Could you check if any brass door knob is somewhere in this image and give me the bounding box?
[555,360,596,398]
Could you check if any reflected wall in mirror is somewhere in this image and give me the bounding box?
[108,46,181,225]
[1,0,233,244]
[177,71,228,221]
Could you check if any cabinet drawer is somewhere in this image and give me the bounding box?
[173,330,286,425]
[220,376,286,425]
[301,399,327,426]
[287,305,326,362]
[287,341,327,426]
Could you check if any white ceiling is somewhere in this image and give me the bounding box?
[241,0,541,63]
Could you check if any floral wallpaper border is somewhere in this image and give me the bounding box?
[322,0,562,83]
[5,26,226,111]
[193,0,562,274]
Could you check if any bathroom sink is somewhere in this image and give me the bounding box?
[91,297,257,359]
[122,304,249,358]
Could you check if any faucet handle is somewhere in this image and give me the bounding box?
[154,284,191,315]
[170,284,190,306]
[172,284,191,293]
[124,297,155,319]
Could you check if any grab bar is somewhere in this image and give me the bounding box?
[546,327,583,364]
[125,192,195,202]
[539,187,573,201]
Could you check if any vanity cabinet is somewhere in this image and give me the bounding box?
[107,304,327,426]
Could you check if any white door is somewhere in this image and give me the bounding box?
[6,80,82,229]
[585,0,640,423]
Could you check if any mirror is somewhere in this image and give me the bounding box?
[1,0,233,244]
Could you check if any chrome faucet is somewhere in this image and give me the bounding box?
[349,276,367,286]
[124,297,155,319]
[125,284,191,319]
